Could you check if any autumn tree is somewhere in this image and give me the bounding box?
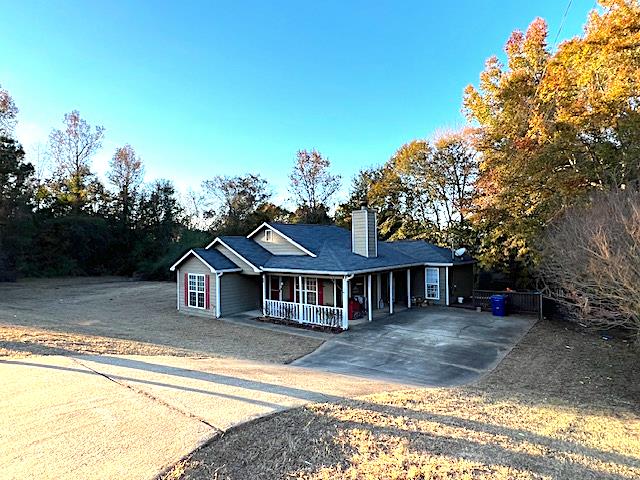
[107,144,144,227]
[464,1,640,280]
[0,84,18,136]
[201,174,271,235]
[289,149,341,224]
[48,110,105,212]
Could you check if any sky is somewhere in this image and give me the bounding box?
[1,0,596,206]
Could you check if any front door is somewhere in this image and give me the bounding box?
[269,276,281,300]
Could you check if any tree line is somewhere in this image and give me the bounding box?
[1,0,639,334]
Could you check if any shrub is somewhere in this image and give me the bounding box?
[540,187,640,339]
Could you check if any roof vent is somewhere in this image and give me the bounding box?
[351,207,378,258]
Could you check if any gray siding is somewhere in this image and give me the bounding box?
[437,267,447,305]
[412,267,425,298]
[177,257,216,318]
[351,208,377,258]
[254,228,307,255]
[220,273,261,316]
[450,264,474,300]
[215,244,257,274]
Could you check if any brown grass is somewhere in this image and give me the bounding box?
[167,320,640,480]
[0,277,322,363]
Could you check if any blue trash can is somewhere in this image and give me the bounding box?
[490,294,507,317]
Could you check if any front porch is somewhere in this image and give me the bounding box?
[261,267,446,330]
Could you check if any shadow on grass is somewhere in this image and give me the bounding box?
[3,352,638,480]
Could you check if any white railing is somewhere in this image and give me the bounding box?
[264,299,344,328]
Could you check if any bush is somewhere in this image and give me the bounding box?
[540,187,640,339]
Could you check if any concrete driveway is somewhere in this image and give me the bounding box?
[293,307,536,386]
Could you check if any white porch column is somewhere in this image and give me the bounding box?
[262,273,267,316]
[407,268,411,308]
[445,266,450,306]
[376,272,382,309]
[389,271,394,315]
[342,276,349,329]
[367,274,373,322]
[176,268,180,310]
[333,279,337,307]
[298,275,304,322]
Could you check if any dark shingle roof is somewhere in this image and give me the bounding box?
[218,236,272,267]
[192,248,240,271]
[204,224,474,274]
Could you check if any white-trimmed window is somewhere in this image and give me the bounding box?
[294,277,318,305]
[188,273,206,308]
[264,230,273,242]
[425,267,440,300]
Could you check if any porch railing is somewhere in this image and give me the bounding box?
[264,299,343,328]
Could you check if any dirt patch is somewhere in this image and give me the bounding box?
[166,320,640,480]
[0,277,322,363]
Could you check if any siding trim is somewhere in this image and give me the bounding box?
[170,249,242,273]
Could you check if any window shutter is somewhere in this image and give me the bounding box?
[318,279,324,306]
[205,275,210,309]
[184,273,188,305]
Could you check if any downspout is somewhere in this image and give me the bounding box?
[215,272,224,318]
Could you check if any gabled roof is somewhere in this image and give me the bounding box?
[216,236,273,268]
[246,222,317,257]
[191,223,474,275]
[169,248,242,272]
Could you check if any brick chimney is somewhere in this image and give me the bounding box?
[351,207,378,258]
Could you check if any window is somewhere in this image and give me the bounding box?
[425,267,440,300]
[188,273,206,308]
[264,230,273,242]
[294,277,318,305]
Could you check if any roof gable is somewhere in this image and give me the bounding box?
[169,248,241,272]
[247,222,316,257]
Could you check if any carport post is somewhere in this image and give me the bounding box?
[406,269,411,308]
[367,274,372,321]
[445,266,450,306]
[389,271,394,315]
[262,273,267,316]
[342,276,349,329]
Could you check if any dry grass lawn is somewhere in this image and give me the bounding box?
[167,321,640,480]
[0,277,322,363]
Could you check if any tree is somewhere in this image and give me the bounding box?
[0,136,34,280]
[540,186,640,339]
[289,149,341,223]
[48,110,105,212]
[0,84,18,136]
[201,174,272,235]
[463,1,640,281]
[107,144,144,227]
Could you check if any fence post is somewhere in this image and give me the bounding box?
[538,292,543,321]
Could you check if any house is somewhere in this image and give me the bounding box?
[169,207,475,329]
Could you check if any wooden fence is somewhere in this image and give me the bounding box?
[472,290,543,320]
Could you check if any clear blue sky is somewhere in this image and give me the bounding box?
[1,0,595,205]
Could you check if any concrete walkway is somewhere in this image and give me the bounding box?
[0,354,402,480]
[293,307,536,386]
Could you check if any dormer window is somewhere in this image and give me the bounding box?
[264,230,273,242]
